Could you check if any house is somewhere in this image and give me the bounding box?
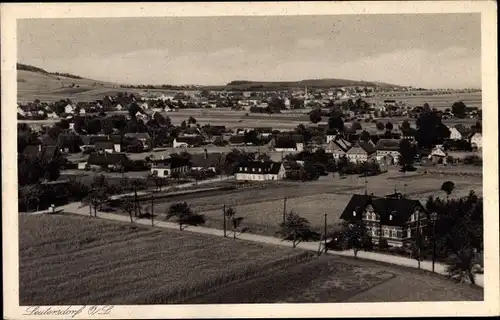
[135,111,149,122]
[95,141,115,154]
[173,136,202,148]
[124,133,151,150]
[345,141,377,163]
[326,131,338,144]
[47,112,59,119]
[190,151,226,172]
[448,126,463,140]
[79,108,86,115]
[469,132,482,149]
[326,136,351,159]
[340,194,428,247]
[87,152,130,170]
[235,161,286,181]
[115,104,123,111]
[179,127,201,138]
[150,158,190,177]
[428,145,447,164]
[56,133,83,153]
[375,139,401,165]
[17,106,26,117]
[65,104,74,114]
[229,135,246,146]
[271,134,304,152]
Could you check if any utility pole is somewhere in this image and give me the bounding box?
[151,191,154,227]
[223,204,227,237]
[324,214,328,254]
[283,197,287,223]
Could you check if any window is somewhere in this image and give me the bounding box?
[163,170,168,176]
[407,228,411,238]
[384,228,389,237]
[252,168,255,172]
[152,170,158,175]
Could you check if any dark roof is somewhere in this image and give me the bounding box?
[275,138,297,149]
[339,194,373,221]
[275,134,304,143]
[81,135,110,145]
[56,133,82,148]
[236,161,282,174]
[109,134,122,144]
[229,135,245,144]
[340,194,426,226]
[175,136,202,145]
[95,141,115,150]
[154,157,190,169]
[87,152,129,166]
[349,141,376,155]
[124,132,151,140]
[190,153,226,168]
[375,139,400,151]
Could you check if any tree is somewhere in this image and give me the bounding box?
[360,130,371,142]
[86,118,102,135]
[416,109,451,149]
[385,122,393,131]
[167,201,205,230]
[451,101,467,119]
[401,120,411,131]
[351,121,362,132]
[128,103,142,118]
[225,206,244,239]
[426,191,483,284]
[441,181,455,200]
[121,199,135,223]
[376,122,385,131]
[20,184,43,212]
[188,116,197,125]
[277,211,320,248]
[328,110,344,133]
[341,219,371,257]
[309,108,323,124]
[180,120,187,130]
[398,139,416,172]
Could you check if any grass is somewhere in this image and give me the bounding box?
[186,255,483,303]
[19,214,306,305]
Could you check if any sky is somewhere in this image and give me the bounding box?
[17,14,481,89]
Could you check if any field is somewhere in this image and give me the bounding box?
[132,168,482,237]
[20,213,482,305]
[19,214,306,305]
[188,255,483,303]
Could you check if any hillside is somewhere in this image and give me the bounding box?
[224,79,403,90]
[17,64,123,103]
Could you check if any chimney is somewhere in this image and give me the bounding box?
[204,148,208,159]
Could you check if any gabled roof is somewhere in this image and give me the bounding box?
[348,141,376,155]
[81,135,110,145]
[229,135,245,144]
[328,136,351,153]
[87,152,129,166]
[124,132,151,140]
[340,194,426,226]
[375,139,400,151]
[190,153,226,168]
[236,161,282,174]
[95,141,115,150]
[275,138,297,149]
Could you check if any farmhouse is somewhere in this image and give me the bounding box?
[469,132,482,150]
[345,141,377,163]
[428,145,447,164]
[235,161,286,181]
[271,134,304,152]
[375,139,400,165]
[340,194,428,247]
[447,126,463,140]
[87,152,129,170]
[190,151,226,172]
[173,136,202,148]
[150,158,190,177]
[326,136,351,159]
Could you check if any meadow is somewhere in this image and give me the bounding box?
[19,214,307,305]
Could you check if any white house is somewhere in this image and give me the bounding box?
[79,108,86,115]
[345,141,377,164]
[448,126,463,140]
[47,112,59,119]
[65,104,74,114]
[470,132,482,149]
[17,107,26,116]
[115,104,123,111]
[235,161,286,181]
[375,139,401,165]
[150,161,190,177]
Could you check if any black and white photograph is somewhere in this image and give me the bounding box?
[2,2,498,319]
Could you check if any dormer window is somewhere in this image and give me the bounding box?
[389,215,393,221]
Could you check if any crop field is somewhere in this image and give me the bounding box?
[367,92,482,109]
[19,214,306,305]
[187,255,483,303]
[134,168,482,237]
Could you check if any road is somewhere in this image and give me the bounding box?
[31,196,483,288]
